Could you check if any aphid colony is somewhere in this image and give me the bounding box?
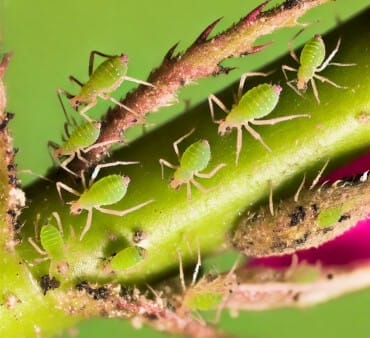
[29,32,353,280]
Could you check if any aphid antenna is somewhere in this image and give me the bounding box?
[173,128,196,160]
[56,181,81,203]
[237,71,274,100]
[18,169,53,183]
[89,161,140,186]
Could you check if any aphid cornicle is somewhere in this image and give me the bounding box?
[56,161,154,240]
[208,72,310,164]
[159,128,226,200]
[57,51,154,122]
[28,212,69,275]
[282,32,355,103]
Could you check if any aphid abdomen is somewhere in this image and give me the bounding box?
[180,140,211,172]
[82,56,128,98]
[61,122,100,154]
[298,35,326,83]
[40,225,64,261]
[229,84,280,123]
[186,291,223,311]
[79,174,128,208]
[111,246,145,271]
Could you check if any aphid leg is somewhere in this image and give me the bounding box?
[314,73,348,90]
[243,123,272,153]
[288,28,304,63]
[95,199,154,217]
[18,169,53,183]
[123,75,155,88]
[82,139,121,153]
[310,78,321,103]
[75,150,89,165]
[294,174,306,202]
[237,71,273,100]
[268,180,274,216]
[234,126,245,165]
[76,101,96,123]
[48,141,60,165]
[196,163,226,181]
[28,237,47,256]
[186,182,192,200]
[88,50,117,76]
[190,179,210,195]
[56,89,77,132]
[173,128,195,160]
[286,79,303,97]
[309,159,330,190]
[208,94,229,123]
[105,96,145,123]
[69,75,84,87]
[79,208,93,241]
[159,159,177,179]
[177,249,186,292]
[52,212,64,237]
[59,153,80,177]
[281,65,298,81]
[56,181,81,202]
[252,113,310,127]
[89,160,139,185]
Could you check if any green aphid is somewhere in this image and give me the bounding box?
[209,72,309,164]
[111,246,145,271]
[160,128,225,199]
[58,51,154,122]
[185,291,223,312]
[317,206,344,228]
[282,33,355,103]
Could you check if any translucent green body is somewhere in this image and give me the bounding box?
[186,291,223,311]
[174,140,210,182]
[78,55,128,102]
[111,246,144,271]
[297,35,325,86]
[59,122,100,155]
[225,84,280,126]
[78,174,128,209]
[40,225,64,261]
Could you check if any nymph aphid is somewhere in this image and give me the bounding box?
[159,128,226,200]
[208,72,309,164]
[57,51,154,122]
[282,32,355,103]
[56,161,154,240]
[110,246,146,271]
[28,212,69,275]
[49,96,118,176]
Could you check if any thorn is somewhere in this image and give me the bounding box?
[250,41,273,53]
[164,42,180,61]
[0,52,13,78]
[242,1,269,25]
[194,17,223,44]
[213,65,236,76]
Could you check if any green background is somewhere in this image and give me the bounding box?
[1,0,369,337]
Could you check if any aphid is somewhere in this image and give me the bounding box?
[28,212,69,274]
[49,98,118,176]
[58,51,154,122]
[159,128,226,200]
[208,72,309,164]
[178,246,239,321]
[111,246,145,271]
[282,32,355,103]
[56,161,154,240]
[232,164,370,257]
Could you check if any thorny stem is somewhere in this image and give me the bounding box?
[75,0,330,170]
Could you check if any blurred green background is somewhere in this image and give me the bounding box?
[1,0,369,337]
